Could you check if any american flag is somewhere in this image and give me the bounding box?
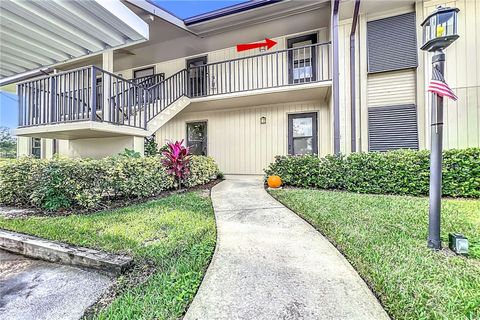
[428,67,458,101]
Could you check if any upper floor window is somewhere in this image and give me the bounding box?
[31,138,41,158]
[367,12,418,73]
[287,33,318,84]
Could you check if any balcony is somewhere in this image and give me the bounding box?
[16,42,331,139]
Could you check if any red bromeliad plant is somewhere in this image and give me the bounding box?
[161,140,192,189]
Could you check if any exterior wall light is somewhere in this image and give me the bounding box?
[449,233,468,255]
[420,5,460,250]
[421,6,459,52]
[260,116,266,124]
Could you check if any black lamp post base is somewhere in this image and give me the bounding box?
[427,239,442,250]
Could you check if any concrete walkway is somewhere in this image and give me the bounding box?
[184,176,389,320]
[0,249,112,320]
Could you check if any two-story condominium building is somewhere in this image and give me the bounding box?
[1,0,479,174]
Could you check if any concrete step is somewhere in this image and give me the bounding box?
[0,229,132,275]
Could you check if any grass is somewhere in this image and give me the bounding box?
[0,191,216,320]
[269,189,480,320]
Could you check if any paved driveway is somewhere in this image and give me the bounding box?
[184,176,389,320]
[0,249,112,320]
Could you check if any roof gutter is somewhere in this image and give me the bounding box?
[332,0,341,154]
[125,0,197,35]
[350,0,360,152]
[0,67,53,87]
[184,0,284,25]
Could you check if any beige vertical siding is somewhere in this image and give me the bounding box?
[156,100,330,174]
[423,0,480,149]
[16,137,30,157]
[337,20,351,154]
[337,18,361,154]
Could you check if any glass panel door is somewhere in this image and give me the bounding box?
[288,113,318,155]
[287,34,317,84]
[187,121,207,155]
[187,56,207,97]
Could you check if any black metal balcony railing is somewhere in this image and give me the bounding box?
[17,42,331,130]
[187,42,330,97]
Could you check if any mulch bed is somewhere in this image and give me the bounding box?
[0,179,222,219]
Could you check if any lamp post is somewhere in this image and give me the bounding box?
[420,6,459,250]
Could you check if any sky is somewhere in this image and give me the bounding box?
[0,91,17,131]
[153,0,247,19]
[0,1,248,131]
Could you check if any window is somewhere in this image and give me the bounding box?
[367,12,418,73]
[288,113,318,155]
[368,105,419,151]
[133,67,154,79]
[31,138,41,158]
[287,34,317,84]
[186,122,207,155]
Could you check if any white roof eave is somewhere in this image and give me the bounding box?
[0,0,149,85]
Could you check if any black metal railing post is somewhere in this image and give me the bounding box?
[143,89,148,129]
[50,76,56,123]
[90,67,97,121]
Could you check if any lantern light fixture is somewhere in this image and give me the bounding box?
[448,233,469,255]
[260,116,266,124]
[421,6,459,52]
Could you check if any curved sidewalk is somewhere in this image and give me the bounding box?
[184,176,389,320]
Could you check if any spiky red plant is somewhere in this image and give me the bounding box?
[161,140,192,189]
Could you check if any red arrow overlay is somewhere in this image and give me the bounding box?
[236,38,277,52]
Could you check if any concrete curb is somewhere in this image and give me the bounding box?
[0,229,132,275]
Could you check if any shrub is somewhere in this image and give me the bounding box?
[0,157,45,206]
[118,148,142,158]
[107,156,174,198]
[265,148,480,198]
[184,156,220,188]
[0,155,219,211]
[144,135,159,156]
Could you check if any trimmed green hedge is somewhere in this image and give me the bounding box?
[0,155,219,211]
[265,148,480,198]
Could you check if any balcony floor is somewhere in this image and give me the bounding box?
[188,81,332,111]
[16,81,331,139]
[15,121,149,140]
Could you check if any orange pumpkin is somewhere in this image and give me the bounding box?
[267,175,282,188]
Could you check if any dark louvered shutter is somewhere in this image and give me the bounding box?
[367,13,418,73]
[368,104,419,152]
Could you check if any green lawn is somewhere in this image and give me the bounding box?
[0,191,216,320]
[269,189,480,320]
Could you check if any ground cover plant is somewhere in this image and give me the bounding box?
[269,188,480,320]
[0,191,216,320]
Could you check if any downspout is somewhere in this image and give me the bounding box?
[332,0,341,155]
[350,0,361,152]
